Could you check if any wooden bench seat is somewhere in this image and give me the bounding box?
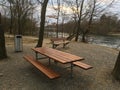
[50,38,70,48]
[73,61,93,70]
[23,55,60,79]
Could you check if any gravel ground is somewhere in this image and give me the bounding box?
[0,36,120,90]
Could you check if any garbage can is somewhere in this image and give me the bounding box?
[14,35,23,52]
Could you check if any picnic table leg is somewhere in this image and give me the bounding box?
[35,52,38,60]
[63,44,65,48]
[70,63,74,78]
[52,44,54,48]
[53,44,59,48]
[49,58,51,65]
[54,60,58,64]
[52,43,57,48]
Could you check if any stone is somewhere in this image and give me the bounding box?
[0,73,3,77]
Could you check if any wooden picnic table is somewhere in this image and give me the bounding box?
[50,38,70,48]
[32,47,84,77]
[24,47,92,79]
[32,47,84,63]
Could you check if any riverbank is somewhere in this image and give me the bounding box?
[0,36,120,90]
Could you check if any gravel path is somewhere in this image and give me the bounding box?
[0,37,120,90]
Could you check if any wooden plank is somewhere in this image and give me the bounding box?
[32,48,67,63]
[54,41,64,45]
[48,50,83,62]
[73,61,93,70]
[53,41,70,44]
[23,55,60,79]
[51,38,66,42]
[32,47,84,63]
[43,47,82,59]
[45,47,84,60]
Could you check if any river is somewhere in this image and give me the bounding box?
[86,35,120,50]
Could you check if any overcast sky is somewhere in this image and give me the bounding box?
[1,0,120,24]
[41,0,120,24]
[101,0,120,15]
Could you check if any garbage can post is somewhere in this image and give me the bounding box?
[14,35,23,52]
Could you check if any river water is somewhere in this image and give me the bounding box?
[87,35,120,50]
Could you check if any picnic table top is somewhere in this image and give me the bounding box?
[32,47,84,64]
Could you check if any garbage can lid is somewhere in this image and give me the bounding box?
[15,35,22,38]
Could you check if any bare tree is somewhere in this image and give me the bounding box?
[36,0,49,47]
[81,0,116,42]
[7,0,14,34]
[80,0,96,42]
[0,12,7,59]
[75,0,84,41]
[51,0,61,38]
[112,52,120,81]
[4,0,36,35]
[64,0,115,42]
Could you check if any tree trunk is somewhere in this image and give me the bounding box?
[81,33,86,42]
[75,20,79,42]
[0,24,7,59]
[75,0,84,42]
[81,29,89,42]
[112,52,120,81]
[36,0,49,47]
[9,2,13,34]
[0,12,7,59]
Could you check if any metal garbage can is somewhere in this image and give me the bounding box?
[14,35,23,52]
